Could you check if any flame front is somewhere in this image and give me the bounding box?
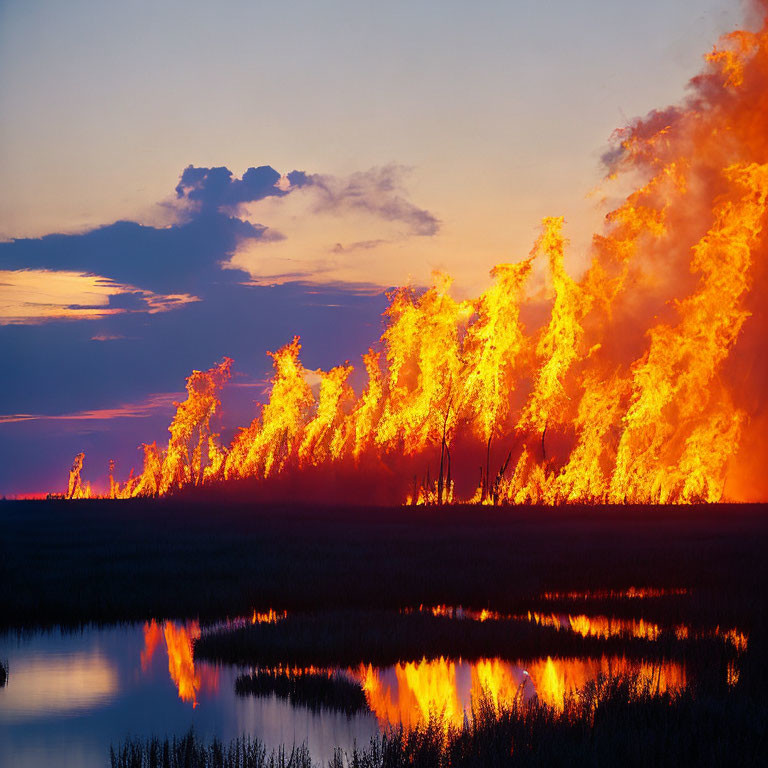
[63,14,768,504]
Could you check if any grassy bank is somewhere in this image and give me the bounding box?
[194,608,740,675]
[235,669,369,716]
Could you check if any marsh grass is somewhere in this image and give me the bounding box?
[335,679,766,766]
[235,669,369,716]
[113,673,767,767]
[109,731,314,768]
[0,658,7,687]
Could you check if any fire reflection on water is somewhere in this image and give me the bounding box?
[354,655,686,728]
[140,605,741,726]
[139,618,688,725]
[141,620,219,707]
[140,610,287,706]
[413,604,748,652]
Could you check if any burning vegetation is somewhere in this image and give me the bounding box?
[63,13,768,505]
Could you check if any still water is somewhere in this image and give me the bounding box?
[0,623,380,767]
[0,618,688,767]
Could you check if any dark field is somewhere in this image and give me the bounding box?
[0,500,765,629]
[3,500,767,766]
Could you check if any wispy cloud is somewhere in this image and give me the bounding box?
[0,391,183,424]
[302,165,440,236]
[330,239,390,253]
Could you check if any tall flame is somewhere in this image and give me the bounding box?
[62,11,768,504]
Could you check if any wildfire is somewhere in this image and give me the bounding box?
[60,12,768,505]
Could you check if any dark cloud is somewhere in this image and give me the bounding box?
[286,170,312,188]
[175,164,292,211]
[0,212,265,294]
[0,164,309,296]
[0,163,439,300]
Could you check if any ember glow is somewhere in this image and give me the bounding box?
[56,14,768,505]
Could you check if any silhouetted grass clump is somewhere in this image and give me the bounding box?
[109,730,313,768]
[0,659,7,687]
[235,669,369,716]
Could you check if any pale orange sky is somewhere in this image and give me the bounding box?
[0,0,747,294]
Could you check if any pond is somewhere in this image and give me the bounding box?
[0,608,695,767]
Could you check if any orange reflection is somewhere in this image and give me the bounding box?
[413,603,747,653]
[140,620,163,671]
[140,619,219,707]
[524,656,686,712]
[354,656,684,729]
[540,588,687,601]
[727,660,740,687]
[357,658,461,729]
[163,622,202,707]
[527,611,661,641]
[251,608,287,624]
[426,604,500,621]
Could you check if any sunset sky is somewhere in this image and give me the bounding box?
[0,0,749,495]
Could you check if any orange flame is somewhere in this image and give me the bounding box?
[61,13,768,504]
[66,452,91,499]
